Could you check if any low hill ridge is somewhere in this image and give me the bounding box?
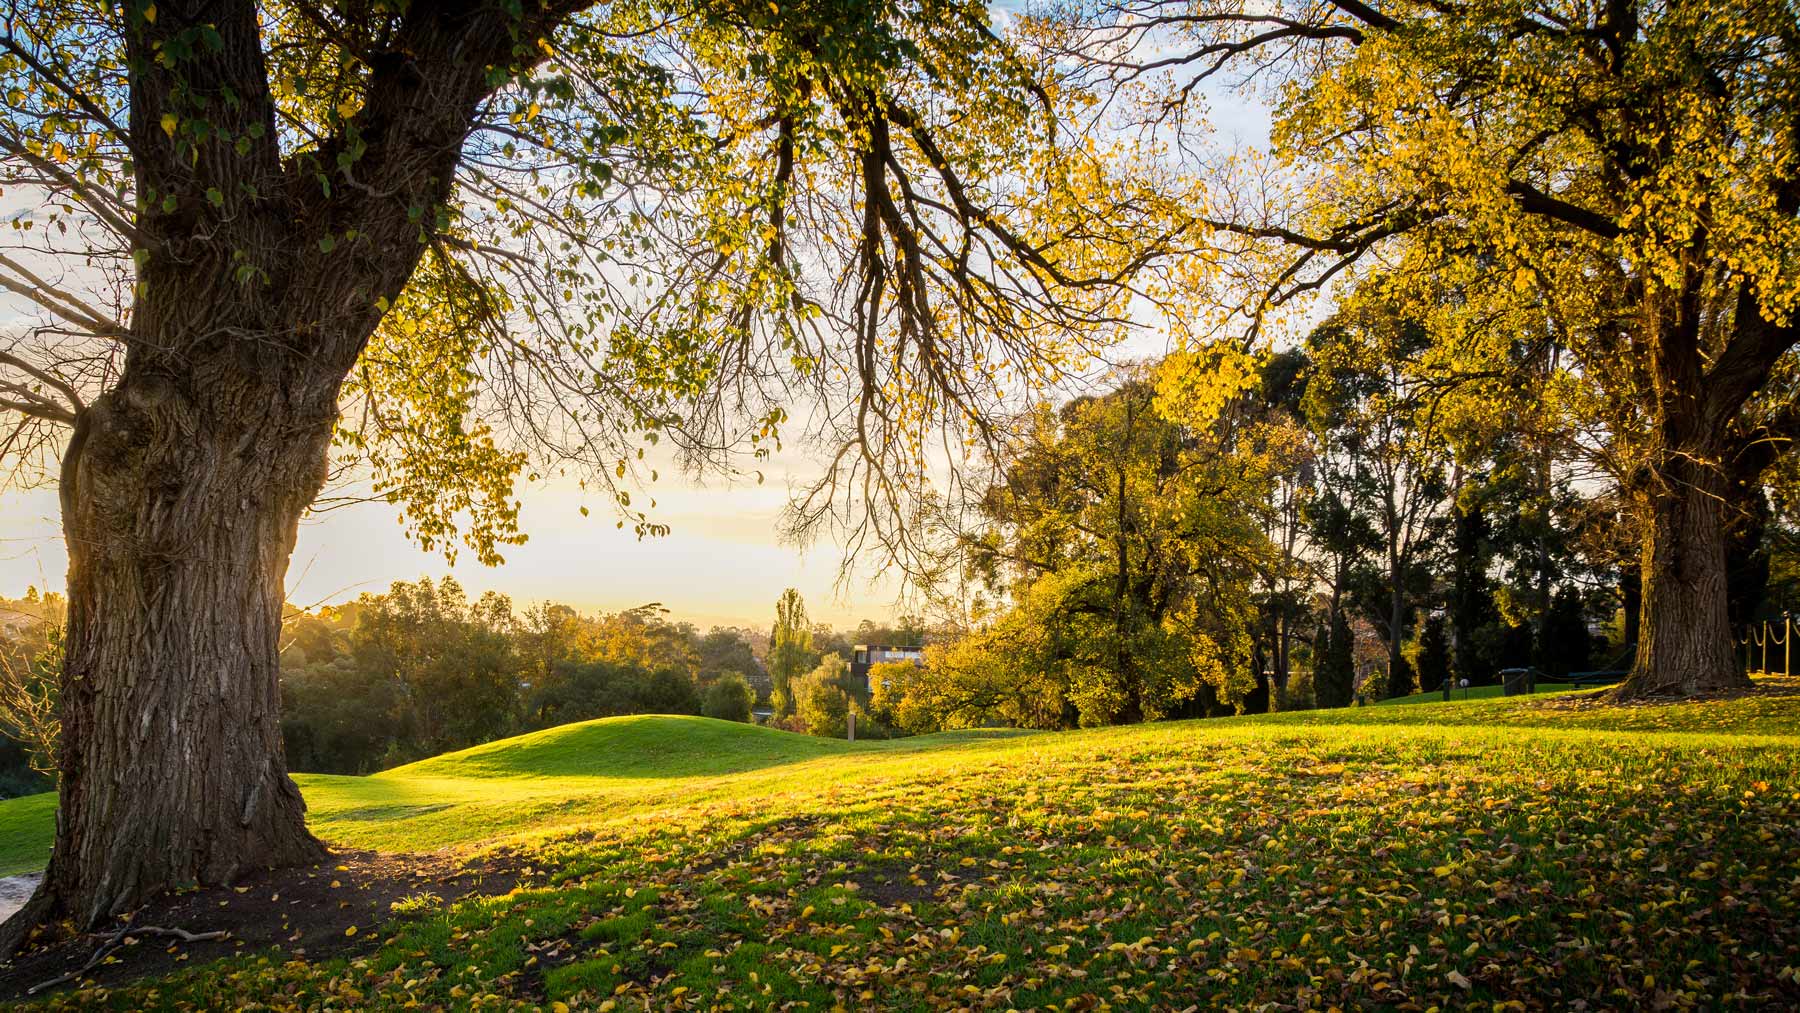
[381,713,872,781]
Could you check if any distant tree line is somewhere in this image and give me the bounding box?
[276,580,935,772]
[756,588,935,740]
[0,578,953,784]
[276,579,765,773]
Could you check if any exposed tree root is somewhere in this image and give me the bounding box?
[26,920,226,996]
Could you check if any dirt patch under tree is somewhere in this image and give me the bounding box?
[0,848,528,1002]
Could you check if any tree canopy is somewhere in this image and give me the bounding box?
[1045,0,1800,697]
[1,0,1158,558]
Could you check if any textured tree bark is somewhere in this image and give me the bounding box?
[20,359,339,940]
[1619,460,1749,699]
[1613,275,1790,701]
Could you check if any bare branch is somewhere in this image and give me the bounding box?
[0,255,127,339]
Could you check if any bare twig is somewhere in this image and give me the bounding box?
[26,922,228,996]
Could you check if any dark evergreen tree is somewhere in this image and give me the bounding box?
[1386,653,1417,700]
[1538,586,1593,677]
[1621,569,1643,652]
[1496,622,1536,670]
[1244,637,1272,714]
[1417,615,1452,695]
[1303,315,1450,709]
[1450,500,1500,686]
[1316,610,1357,708]
[1727,486,1773,630]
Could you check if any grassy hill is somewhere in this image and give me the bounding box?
[2,685,1797,1009]
[0,714,978,877]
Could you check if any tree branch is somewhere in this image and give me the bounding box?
[0,132,141,244]
[0,34,135,154]
[0,348,85,414]
[1504,180,1621,239]
[0,255,127,339]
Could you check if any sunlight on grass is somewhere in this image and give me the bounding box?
[4,683,1798,1009]
[0,792,53,877]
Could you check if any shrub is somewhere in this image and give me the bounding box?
[702,672,755,722]
[528,661,701,728]
[794,656,852,737]
[866,660,932,735]
[1315,611,1355,708]
[1416,615,1452,695]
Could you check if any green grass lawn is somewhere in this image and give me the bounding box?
[4,684,1799,1010]
[0,793,53,878]
[1374,683,1576,706]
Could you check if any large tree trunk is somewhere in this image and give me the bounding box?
[17,365,337,940]
[0,0,572,958]
[1614,273,1788,700]
[1618,460,1749,699]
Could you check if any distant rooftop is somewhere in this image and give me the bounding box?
[853,644,923,663]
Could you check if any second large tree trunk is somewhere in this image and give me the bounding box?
[1619,459,1750,699]
[30,365,335,933]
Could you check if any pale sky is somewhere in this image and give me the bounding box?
[0,462,910,630]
